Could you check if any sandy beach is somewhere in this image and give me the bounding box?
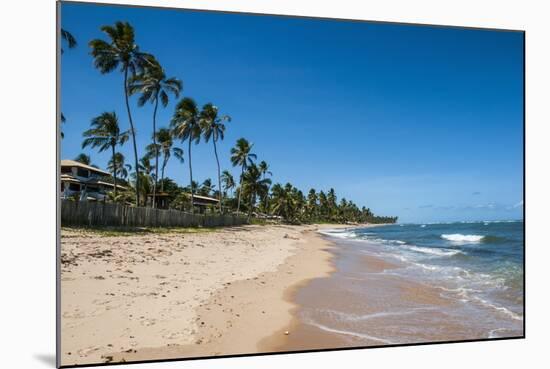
[60,224,344,366]
[61,221,520,366]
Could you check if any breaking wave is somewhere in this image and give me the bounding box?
[441,234,485,242]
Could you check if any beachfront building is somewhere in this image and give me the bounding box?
[60,159,125,201]
[192,194,220,210]
[146,192,172,209]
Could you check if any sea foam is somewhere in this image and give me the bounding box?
[407,245,462,257]
[441,234,485,242]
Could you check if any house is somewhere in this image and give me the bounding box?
[146,192,172,209]
[60,159,125,201]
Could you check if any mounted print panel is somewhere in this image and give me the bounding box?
[57,1,524,367]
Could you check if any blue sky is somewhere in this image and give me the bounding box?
[60,3,524,223]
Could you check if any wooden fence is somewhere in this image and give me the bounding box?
[61,200,247,228]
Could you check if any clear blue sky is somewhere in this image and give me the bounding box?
[60,2,524,223]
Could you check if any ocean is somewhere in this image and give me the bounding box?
[294,220,524,346]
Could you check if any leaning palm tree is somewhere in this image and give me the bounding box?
[200,103,231,213]
[170,98,202,213]
[129,61,182,207]
[82,112,129,199]
[230,138,256,215]
[89,21,154,206]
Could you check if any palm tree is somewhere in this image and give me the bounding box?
[199,178,214,197]
[318,190,328,218]
[327,188,337,221]
[107,152,132,180]
[200,103,230,213]
[60,28,76,138]
[170,98,202,213]
[221,170,235,211]
[61,28,77,54]
[89,21,155,206]
[230,138,256,215]
[221,170,235,197]
[129,61,182,207]
[242,164,271,218]
[258,160,272,214]
[82,112,129,199]
[270,183,293,221]
[145,128,184,192]
[306,188,318,220]
[74,153,91,166]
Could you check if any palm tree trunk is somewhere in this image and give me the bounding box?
[151,95,159,208]
[188,138,194,214]
[248,192,254,220]
[213,139,222,213]
[123,67,140,206]
[111,144,118,199]
[264,190,270,214]
[236,165,244,215]
[161,157,168,192]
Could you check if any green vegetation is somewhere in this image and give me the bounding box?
[63,21,398,226]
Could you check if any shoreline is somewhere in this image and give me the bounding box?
[269,223,523,350]
[61,223,366,365]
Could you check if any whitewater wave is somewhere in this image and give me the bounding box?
[318,229,357,239]
[441,234,485,242]
[320,308,436,323]
[469,296,524,321]
[407,246,463,257]
[303,319,395,344]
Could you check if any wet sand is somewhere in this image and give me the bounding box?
[264,234,496,352]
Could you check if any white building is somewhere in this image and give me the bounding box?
[60,160,125,201]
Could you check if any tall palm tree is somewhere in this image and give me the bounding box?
[129,61,182,207]
[170,98,202,213]
[89,21,155,206]
[242,164,271,218]
[145,128,184,192]
[82,112,129,199]
[74,153,91,166]
[107,152,132,180]
[200,103,231,213]
[230,138,256,215]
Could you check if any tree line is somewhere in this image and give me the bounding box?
[61,22,397,225]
